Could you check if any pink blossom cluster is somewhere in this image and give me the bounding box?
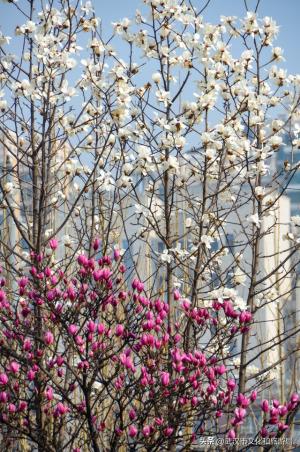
[0,242,296,450]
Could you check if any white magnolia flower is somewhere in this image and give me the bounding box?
[271,119,284,132]
[163,155,179,172]
[112,18,131,34]
[283,232,294,241]
[0,100,7,111]
[96,171,115,191]
[246,365,259,377]
[174,136,186,148]
[116,175,132,189]
[223,287,238,299]
[0,32,11,46]
[233,269,246,285]
[137,145,152,162]
[92,381,102,391]
[170,243,189,258]
[254,186,265,198]
[185,217,193,228]
[272,46,284,61]
[14,79,33,97]
[45,229,53,239]
[66,58,77,69]
[206,147,216,160]
[160,249,172,264]
[254,294,263,307]
[232,357,241,367]
[269,135,283,149]
[247,213,261,228]
[291,215,300,226]
[3,182,13,193]
[61,80,76,100]
[152,72,161,83]
[20,20,36,34]
[201,235,214,249]
[234,296,246,310]
[134,204,145,215]
[107,134,116,145]
[156,89,171,107]
[81,1,94,14]
[51,196,58,205]
[263,368,278,381]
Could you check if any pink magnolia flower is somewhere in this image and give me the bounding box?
[215,364,226,375]
[120,353,135,372]
[45,387,54,401]
[270,407,279,417]
[128,425,138,437]
[8,403,16,413]
[75,335,84,346]
[93,270,102,282]
[87,320,96,333]
[68,325,78,336]
[142,425,151,437]
[45,267,52,277]
[97,323,105,334]
[155,417,164,426]
[261,400,269,413]
[8,361,20,374]
[77,254,88,267]
[113,248,121,261]
[47,290,56,301]
[279,405,288,416]
[191,396,198,407]
[206,384,216,395]
[55,402,69,416]
[49,238,58,250]
[173,289,181,300]
[119,264,126,273]
[18,401,27,411]
[237,393,250,408]
[56,356,64,367]
[291,393,299,404]
[0,373,8,385]
[234,407,246,423]
[132,279,144,292]
[260,427,268,437]
[239,311,252,323]
[116,324,124,337]
[227,429,236,440]
[164,427,174,437]
[44,331,54,345]
[23,339,32,351]
[161,372,170,387]
[93,238,100,251]
[27,369,36,381]
[129,409,136,421]
[250,390,257,402]
[0,290,7,303]
[227,379,236,391]
[18,277,29,288]
[278,422,289,431]
[174,333,181,343]
[0,391,8,403]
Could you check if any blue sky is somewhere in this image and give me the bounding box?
[0,0,299,73]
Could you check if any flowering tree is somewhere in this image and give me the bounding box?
[0,0,300,449]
